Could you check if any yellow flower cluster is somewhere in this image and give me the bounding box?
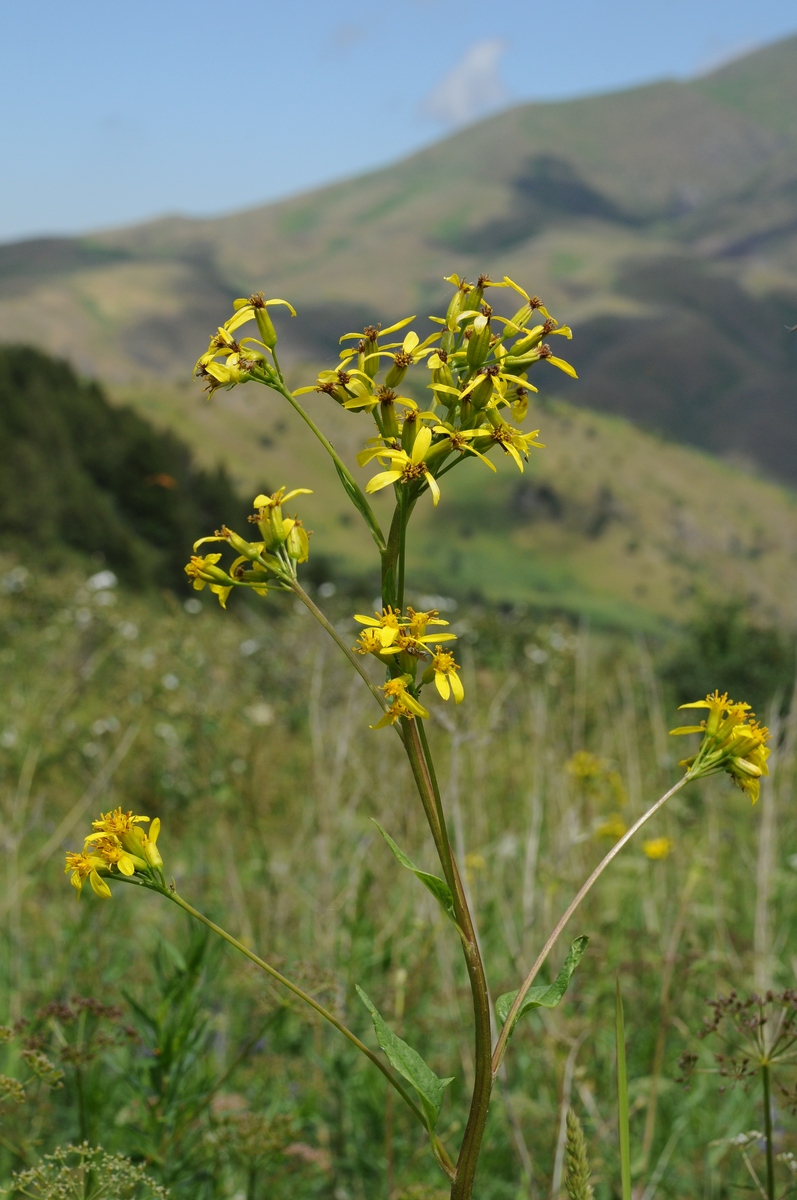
[184,487,312,608]
[293,275,575,506]
[353,607,464,727]
[194,293,296,395]
[670,691,771,802]
[64,808,164,899]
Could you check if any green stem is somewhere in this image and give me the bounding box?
[382,501,405,610]
[159,887,456,1174]
[269,377,386,553]
[402,721,494,1200]
[290,580,387,713]
[397,490,408,611]
[492,774,690,1076]
[762,1062,776,1200]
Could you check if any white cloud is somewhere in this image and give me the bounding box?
[421,38,510,127]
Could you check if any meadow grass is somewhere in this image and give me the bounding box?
[0,557,794,1198]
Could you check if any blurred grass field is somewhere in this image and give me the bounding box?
[2,556,795,1198]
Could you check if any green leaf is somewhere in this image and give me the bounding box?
[333,461,386,552]
[371,820,457,924]
[356,985,453,1130]
[496,935,589,1031]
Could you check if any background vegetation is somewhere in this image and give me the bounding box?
[1,547,795,1198]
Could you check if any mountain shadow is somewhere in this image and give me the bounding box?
[442,154,643,254]
[554,257,797,483]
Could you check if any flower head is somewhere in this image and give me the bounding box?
[670,691,771,802]
[422,647,464,703]
[370,676,430,729]
[64,851,111,899]
[66,811,164,899]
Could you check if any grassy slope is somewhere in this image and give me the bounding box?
[111,375,797,631]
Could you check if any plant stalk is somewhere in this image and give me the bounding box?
[762,1061,775,1200]
[492,774,690,1075]
[290,580,387,713]
[269,375,386,553]
[402,720,493,1200]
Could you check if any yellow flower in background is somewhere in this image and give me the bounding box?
[567,751,607,782]
[670,691,771,802]
[64,851,111,899]
[596,814,627,841]
[643,837,673,860]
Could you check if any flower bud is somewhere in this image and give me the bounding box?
[384,351,412,390]
[144,818,163,869]
[379,392,400,438]
[470,373,495,410]
[401,409,418,454]
[511,325,545,356]
[445,277,472,327]
[255,307,278,349]
[466,316,492,368]
[284,519,310,562]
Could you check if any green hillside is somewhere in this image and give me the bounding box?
[109,364,797,631]
[0,346,245,588]
[0,35,796,482]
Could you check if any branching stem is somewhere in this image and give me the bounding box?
[491,774,691,1075]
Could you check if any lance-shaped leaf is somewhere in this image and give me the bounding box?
[372,820,457,924]
[333,461,386,551]
[356,985,453,1130]
[496,936,589,1034]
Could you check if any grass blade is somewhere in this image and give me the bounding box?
[616,976,632,1200]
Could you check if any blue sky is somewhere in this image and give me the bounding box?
[2,0,796,243]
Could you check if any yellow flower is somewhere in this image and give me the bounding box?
[64,851,112,899]
[643,837,673,860]
[224,292,296,348]
[362,426,442,505]
[482,419,544,472]
[670,691,771,802]
[354,607,404,648]
[184,553,235,609]
[84,834,145,877]
[595,814,627,841]
[423,647,464,703]
[370,676,430,729]
[404,608,451,638]
[91,807,150,839]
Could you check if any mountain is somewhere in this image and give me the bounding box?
[2,37,797,626]
[2,38,796,471]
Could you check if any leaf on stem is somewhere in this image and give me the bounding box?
[496,935,589,1032]
[333,461,385,551]
[371,820,457,924]
[356,985,453,1130]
